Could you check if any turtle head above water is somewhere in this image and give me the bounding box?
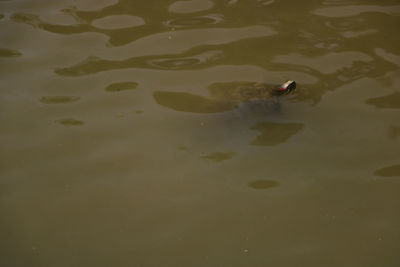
[274,80,296,95]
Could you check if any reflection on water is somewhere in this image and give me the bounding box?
[9,0,395,104]
[168,0,214,14]
[92,15,145,30]
[105,81,138,92]
[0,48,21,57]
[366,92,400,109]
[341,29,378,39]
[10,0,278,46]
[337,61,375,82]
[150,57,201,69]
[147,50,223,69]
[201,151,236,162]
[40,96,81,104]
[177,144,188,151]
[1,0,400,266]
[250,122,304,146]
[55,118,84,126]
[248,179,279,189]
[272,51,373,74]
[325,17,364,31]
[54,25,275,75]
[374,164,400,177]
[312,5,400,17]
[70,0,118,11]
[11,12,93,35]
[164,14,223,29]
[375,48,400,67]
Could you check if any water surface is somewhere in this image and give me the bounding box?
[1,0,400,266]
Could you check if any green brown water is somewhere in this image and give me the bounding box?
[1,0,400,266]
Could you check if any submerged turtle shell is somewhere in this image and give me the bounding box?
[153,81,295,114]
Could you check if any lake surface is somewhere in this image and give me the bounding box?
[1,0,400,266]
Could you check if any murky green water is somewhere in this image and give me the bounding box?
[1,0,400,266]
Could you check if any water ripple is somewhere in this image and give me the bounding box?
[147,50,223,70]
[105,81,138,92]
[0,48,22,58]
[201,151,236,162]
[374,164,400,177]
[55,118,84,126]
[272,52,373,74]
[92,15,145,30]
[313,5,400,17]
[168,0,214,14]
[341,29,377,38]
[40,96,81,104]
[55,49,225,76]
[72,0,118,11]
[227,0,238,6]
[337,61,375,82]
[325,17,364,31]
[375,48,400,66]
[10,11,150,46]
[11,13,92,34]
[366,92,400,109]
[248,180,279,189]
[164,14,224,29]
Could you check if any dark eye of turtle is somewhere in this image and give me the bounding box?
[289,81,296,92]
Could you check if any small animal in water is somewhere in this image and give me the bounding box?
[217,80,296,103]
[153,80,297,113]
[274,80,296,95]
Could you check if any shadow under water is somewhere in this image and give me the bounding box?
[374,164,400,177]
[105,81,138,92]
[0,48,21,57]
[250,121,304,146]
[201,151,236,163]
[153,80,304,148]
[40,96,81,104]
[248,179,280,189]
[366,92,400,109]
[55,118,85,126]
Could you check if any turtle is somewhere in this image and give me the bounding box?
[153,80,296,114]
